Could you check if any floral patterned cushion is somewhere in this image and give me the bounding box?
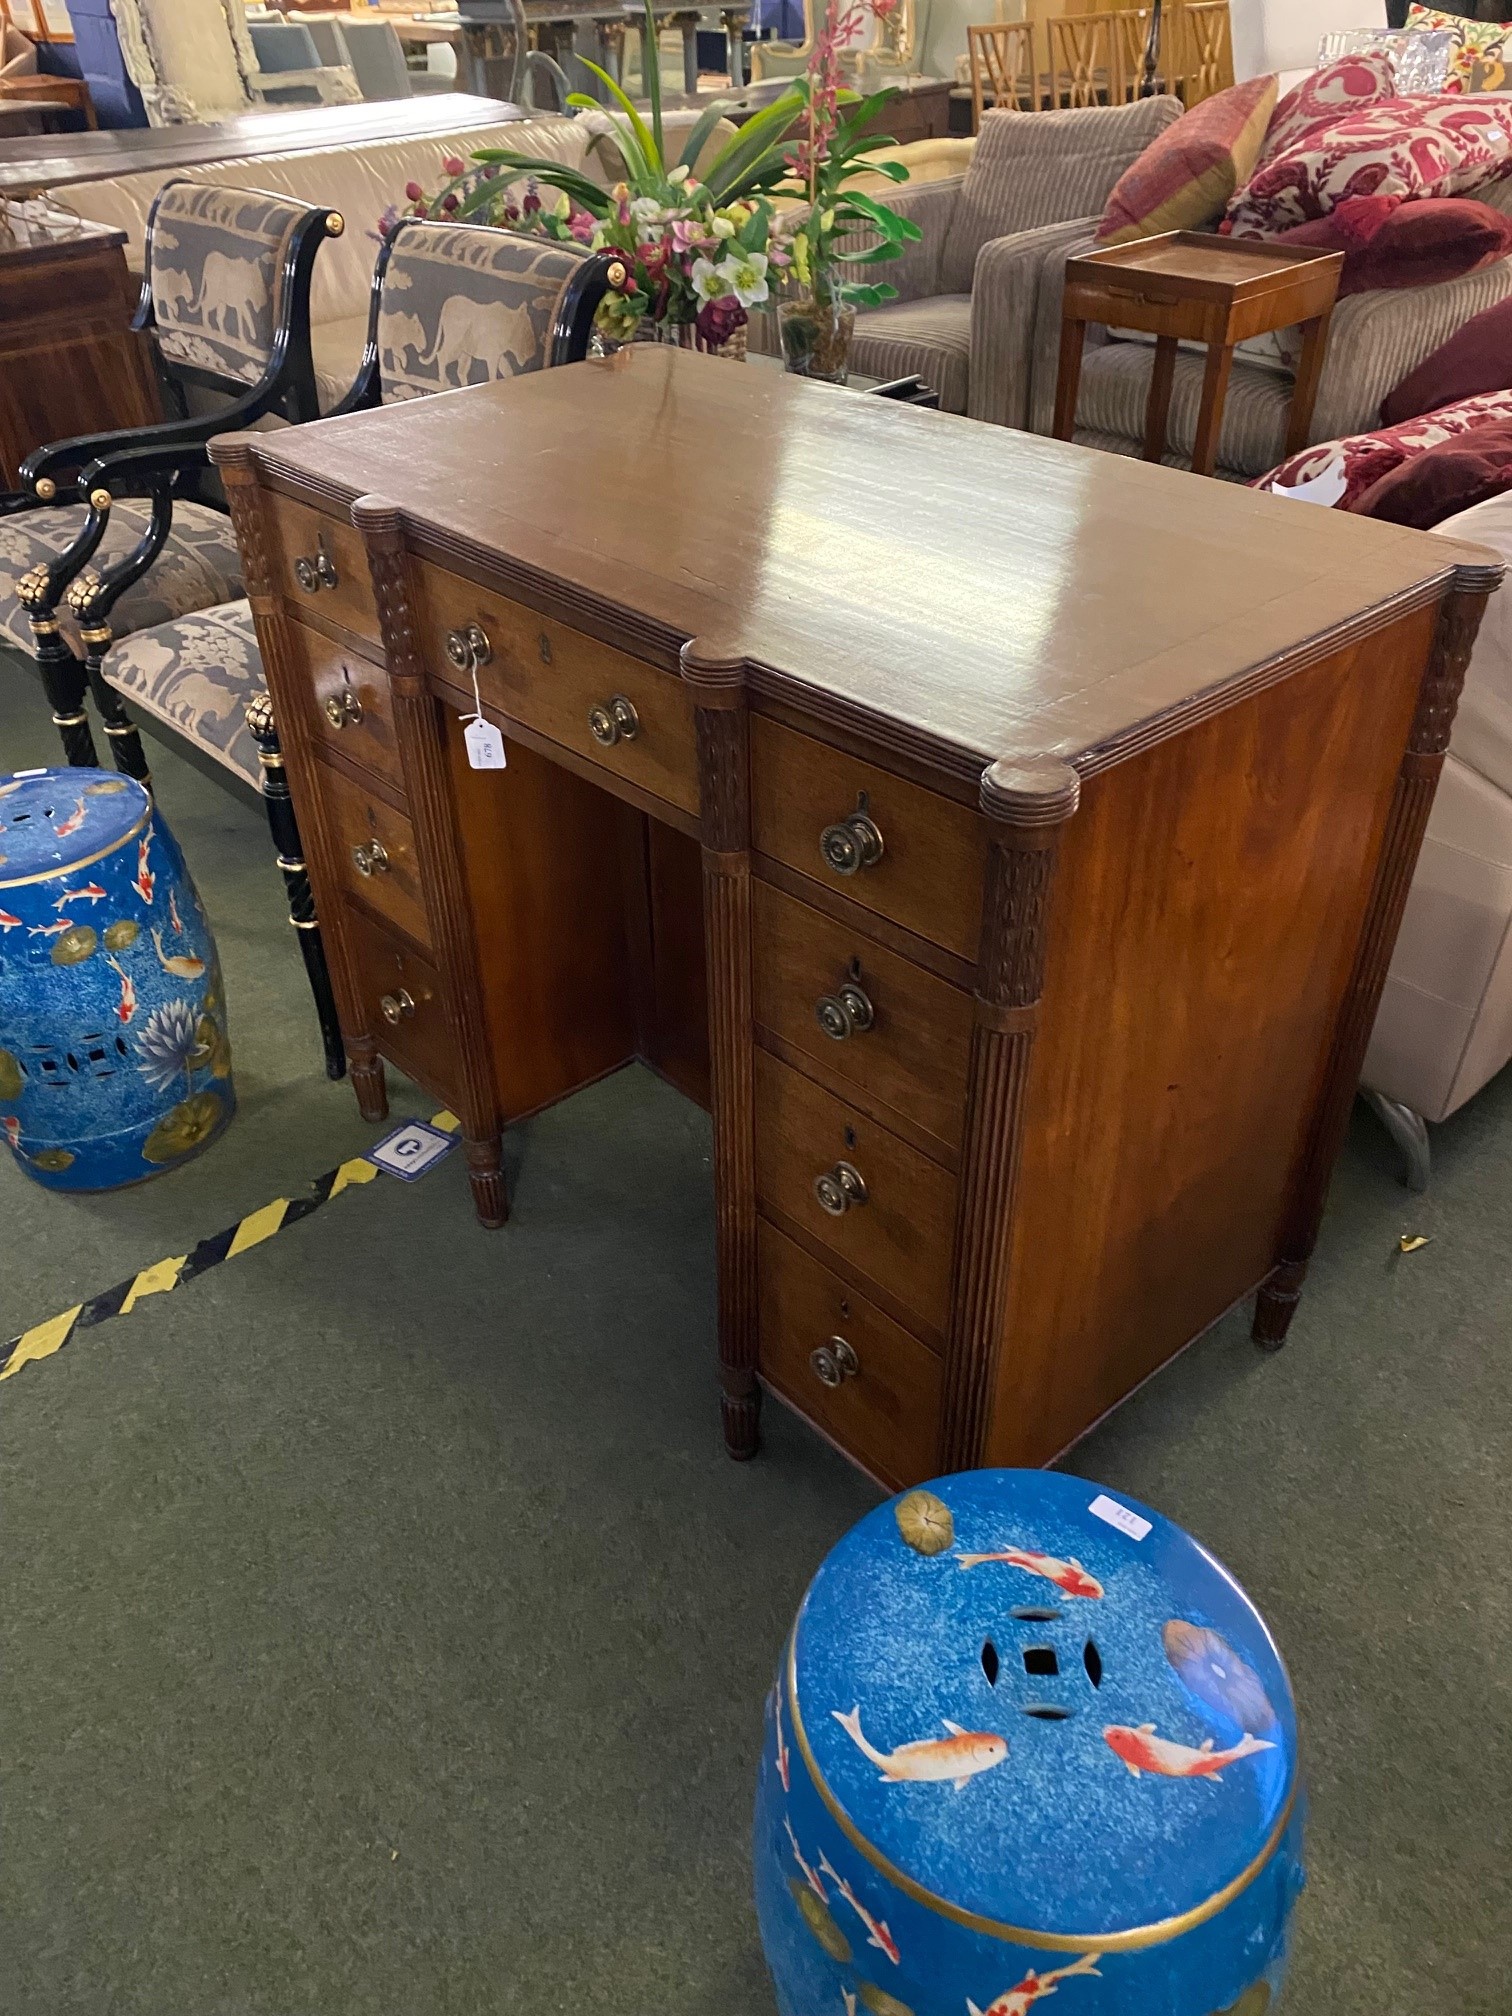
[1406,5,1512,95]
[150,181,312,388]
[376,222,590,402]
[0,500,244,656]
[1227,93,1512,236]
[1254,387,1512,508]
[101,599,264,788]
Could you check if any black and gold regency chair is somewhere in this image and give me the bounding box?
[1,178,343,772]
[62,222,616,1079]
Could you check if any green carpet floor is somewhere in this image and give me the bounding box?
[1,661,1507,2015]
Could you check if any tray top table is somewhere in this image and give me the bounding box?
[1054,229,1345,478]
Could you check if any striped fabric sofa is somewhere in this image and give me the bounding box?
[747,99,1185,419]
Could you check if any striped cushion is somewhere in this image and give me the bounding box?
[850,297,972,414]
[1096,75,1279,245]
[940,97,1183,294]
[1073,341,1292,477]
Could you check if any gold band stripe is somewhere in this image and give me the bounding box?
[0,805,150,888]
[785,1632,1297,1955]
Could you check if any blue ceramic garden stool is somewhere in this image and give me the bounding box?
[755,1470,1303,2016]
[0,768,233,1189]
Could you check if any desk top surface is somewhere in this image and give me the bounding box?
[0,94,519,196]
[243,346,1499,800]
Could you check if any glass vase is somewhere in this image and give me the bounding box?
[777,291,856,386]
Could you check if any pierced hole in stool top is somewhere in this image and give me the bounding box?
[1010,1606,1061,1622]
[1084,1639,1103,1688]
[1023,1645,1059,1678]
[1021,1703,1074,1721]
[981,1639,999,1686]
[115,1037,127,1056]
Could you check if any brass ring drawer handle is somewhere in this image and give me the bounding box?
[819,792,884,877]
[293,541,339,594]
[444,623,493,673]
[588,695,640,747]
[380,988,415,1026]
[816,980,874,1042]
[810,1336,860,1388]
[352,839,390,877]
[814,1159,867,1217]
[324,690,363,729]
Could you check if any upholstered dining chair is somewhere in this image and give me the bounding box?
[69,224,615,1078]
[106,0,360,125]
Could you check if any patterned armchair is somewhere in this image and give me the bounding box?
[2,181,341,752]
[86,224,614,1076]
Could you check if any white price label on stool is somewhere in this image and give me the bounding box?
[464,717,507,769]
[1089,1493,1151,1541]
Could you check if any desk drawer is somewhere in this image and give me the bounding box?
[758,1222,940,1489]
[341,902,453,1098]
[320,760,430,949]
[290,623,402,791]
[413,561,698,816]
[751,716,987,961]
[753,878,973,1155]
[754,1047,956,1336]
[266,491,379,645]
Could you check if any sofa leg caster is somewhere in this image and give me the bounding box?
[1362,1089,1430,1193]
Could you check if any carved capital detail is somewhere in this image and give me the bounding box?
[1411,582,1493,759]
[975,826,1063,1013]
[695,701,750,859]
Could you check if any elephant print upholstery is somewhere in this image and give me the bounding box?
[149,181,312,386]
[376,224,592,402]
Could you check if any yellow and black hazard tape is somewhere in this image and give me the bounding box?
[0,1110,459,1386]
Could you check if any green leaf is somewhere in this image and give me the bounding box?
[676,98,737,173]
[841,280,898,306]
[699,89,805,201]
[462,155,614,215]
[575,57,660,180]
[641,0,664,172]
[842,190,922,239]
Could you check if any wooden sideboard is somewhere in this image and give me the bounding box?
[212,350,1498,1487]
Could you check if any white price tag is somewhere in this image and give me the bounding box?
[463,716,507,769]
[1089,1493,1151,1542]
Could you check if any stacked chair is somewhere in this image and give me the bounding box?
[3,202,612,1078]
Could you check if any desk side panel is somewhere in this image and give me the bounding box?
[988,601,1438,1466]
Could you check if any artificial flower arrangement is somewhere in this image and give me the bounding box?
[381,0,920,365]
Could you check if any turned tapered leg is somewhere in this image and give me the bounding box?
[1252,570,1496,1347]
[83,651,154,788]
[23,600,97,767]
[245,694,348,1083]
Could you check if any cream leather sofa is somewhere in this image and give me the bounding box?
[1362,488,1512,1185]
[54,109,714,411]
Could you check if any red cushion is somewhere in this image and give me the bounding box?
[1096,75,1279,245]
[1258,52,1400,166]
[1256,387,1512,507]
[1381,291,1512,422]
[1350,417,1512,526]
[1268,195,1512,295]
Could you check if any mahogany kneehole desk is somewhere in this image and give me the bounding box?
[211,348,1500,1488]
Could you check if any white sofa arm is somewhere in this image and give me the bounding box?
[250,66,363,108]
[966,216,1100,433]
[1310,260,1512,445]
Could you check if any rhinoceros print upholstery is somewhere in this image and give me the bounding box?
[149,182,312,387]
[376,224,592,402]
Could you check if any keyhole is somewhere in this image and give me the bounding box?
[981,1640,999,1686]
[843,1124,857,1150]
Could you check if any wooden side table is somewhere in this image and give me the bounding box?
[0,213,161,487]
[1053,231,1344,478]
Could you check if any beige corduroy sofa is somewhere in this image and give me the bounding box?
[1362,487,1512,1185]
[52,108,712,413]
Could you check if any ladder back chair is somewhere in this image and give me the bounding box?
[968,22,1038,128]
